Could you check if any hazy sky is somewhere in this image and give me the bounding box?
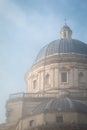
[0,0,87,123]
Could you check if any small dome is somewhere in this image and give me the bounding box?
[61,24,71,30]
[32,98,87,115]
[35,39,87,63]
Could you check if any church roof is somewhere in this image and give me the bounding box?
[60,24,72,32]
[35,39,87,62]
[32,97,87,115]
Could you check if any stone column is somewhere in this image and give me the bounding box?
[54,68,59,89]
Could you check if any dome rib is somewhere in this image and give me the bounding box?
[35,39,87,63]
[32,98,87,115]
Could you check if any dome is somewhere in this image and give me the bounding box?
[25,25,87,94]
[35,39,87,62]
[60,24,72,31]
[32,98,87,115]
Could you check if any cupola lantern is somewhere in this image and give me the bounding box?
[60,24,72,39]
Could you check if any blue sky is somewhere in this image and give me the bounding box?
[0,0,87,123]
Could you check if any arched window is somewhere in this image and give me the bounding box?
[29,120,34,127]
[79,72,84,83]
[45,74,50,85]
[33,80,37,89]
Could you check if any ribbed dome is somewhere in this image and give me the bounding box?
[35,39,87,62]
[32,98,87,115]
[61,25,72,30]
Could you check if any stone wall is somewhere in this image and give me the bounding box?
[15,111,87,130]
[25,54,87,94]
